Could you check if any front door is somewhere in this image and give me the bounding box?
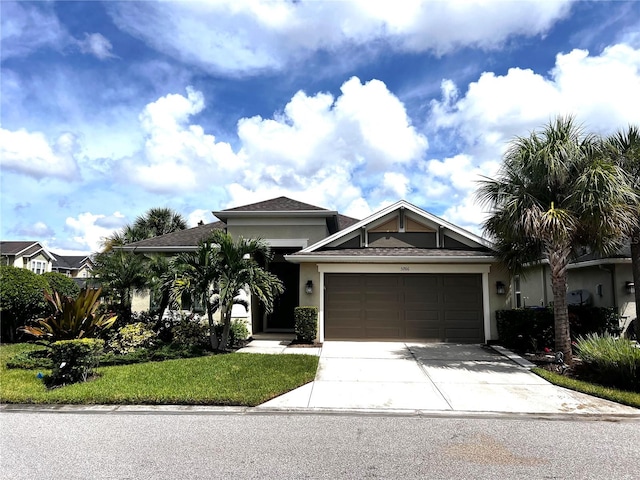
[265,251,300,331]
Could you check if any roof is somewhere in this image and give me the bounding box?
[298,200,494,254]
[287,248,496,263]
[0,241,56,260]
[120,221,226,251]
[222,196,328,212]
[337,214,360,231]
[52,255,92,270]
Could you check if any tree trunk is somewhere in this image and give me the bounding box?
[206,302,219,351]
[549,248,573,364]
[630,229,640,339]
[157,289,170,324]
[220,306,232,352]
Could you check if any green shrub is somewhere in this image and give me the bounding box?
[172,317,208,347]
[295,307,318,343]
[42,272,80,298]
[108,322,157,354]
[0,266,49,342]
[213,319,249,349]
[46,338,105,387]
[5,348,53,370]
[19,288,117,341]
[575,334,640,392]
[496,306,622,351]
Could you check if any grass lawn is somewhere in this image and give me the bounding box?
[532,367,640,409]
[0,343,319,406]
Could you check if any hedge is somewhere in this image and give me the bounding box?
[295,307,318,343]
[496,306,622,351]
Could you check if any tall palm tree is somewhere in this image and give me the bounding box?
[171,231,284,351]
[607,125,640,338]
[210,230,284,351]
[133,207,188,239]
[477,116,637,363]
[171,238,222,350]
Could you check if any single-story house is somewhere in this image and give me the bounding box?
[518,245,637,333]
[122,197,512,343]
[0,241,55,274]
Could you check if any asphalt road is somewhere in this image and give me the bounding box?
[1,411,639,479]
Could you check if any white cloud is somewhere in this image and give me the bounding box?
[0,2,71,59]
[106,0,572,75]
[427,42,640,234]
[0,128,80,180]
[13,221,55,238]
[65,212,127,253]
[127,87,243,192]
[187,209,216,227]
[77,33,116,60]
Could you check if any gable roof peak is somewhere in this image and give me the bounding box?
[221,196,329,213]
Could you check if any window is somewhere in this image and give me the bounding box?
[514,275,522,308]
[30,260,46,274]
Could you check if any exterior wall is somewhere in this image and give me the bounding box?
[226,218,329,246]
[131,290,151,313]
[615,264,637,333]
[487,263,512,340]
[518,262,637,330]
[23,253,53,273]
[74,265,92,279]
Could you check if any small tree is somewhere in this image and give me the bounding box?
[477,117,637,363]
[0,266,49,342]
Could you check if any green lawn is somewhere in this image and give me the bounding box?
[532,367,640,409]
[0,343,319,406]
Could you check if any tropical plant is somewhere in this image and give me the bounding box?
[477,116,637,363]
[46,338,105,387]
[0,265,49,342]
[42,271,81,298]
[606,124,640,338]
[171,237,223,350]
[575,333,640,391]
[92,249,148,323]
[171,231,284,351]
[19,287,117,341]
[209,231,284,351]
[96,207,188,319]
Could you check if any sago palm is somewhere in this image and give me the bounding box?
[477,116,637,363]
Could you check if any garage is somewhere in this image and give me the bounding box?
[324,273,484,342]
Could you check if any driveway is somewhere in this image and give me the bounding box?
[258,341,639,415]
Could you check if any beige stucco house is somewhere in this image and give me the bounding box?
[0,241,55,274]
[123,197,512,343]
[517,245,637,333]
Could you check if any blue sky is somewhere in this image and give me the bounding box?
[1,0,639,254]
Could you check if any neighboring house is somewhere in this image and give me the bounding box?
[51,254,94,279]
[122,197,511,343]
[518,245,637,332]
[0,241,55,274]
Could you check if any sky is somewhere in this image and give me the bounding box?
[1,0,639,255]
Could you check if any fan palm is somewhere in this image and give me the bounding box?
[477,116,637,363]
[607,125,640,337]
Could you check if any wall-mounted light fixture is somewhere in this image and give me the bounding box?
[496,281,506,295]
[625,281,635,295]
[305,280,313,294]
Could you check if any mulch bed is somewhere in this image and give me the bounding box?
[287,340,323,348]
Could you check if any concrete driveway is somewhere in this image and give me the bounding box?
[258,341,639,415]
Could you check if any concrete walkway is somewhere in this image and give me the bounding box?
[256,341,640,415]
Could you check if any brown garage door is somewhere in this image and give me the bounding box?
[324,273,483,342]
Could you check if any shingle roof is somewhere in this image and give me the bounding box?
[222,196,328,212]
[0,241,40,256]
[121,221,226,249]
[337,214,360,230]
[290,248,494,258]
[52,255,91,270]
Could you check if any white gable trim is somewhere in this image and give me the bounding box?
[299,200,492,253]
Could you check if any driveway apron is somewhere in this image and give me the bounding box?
[258,342,639,415]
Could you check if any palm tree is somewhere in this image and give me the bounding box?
[607,125,640,338]
[477,116,637,363]
[171,238,222,350]
[96,207,189,321]
[211,230,284,351]
[171,231,284,351]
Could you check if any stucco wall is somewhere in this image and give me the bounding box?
[488,263,512,340]
[227,221,329,246]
